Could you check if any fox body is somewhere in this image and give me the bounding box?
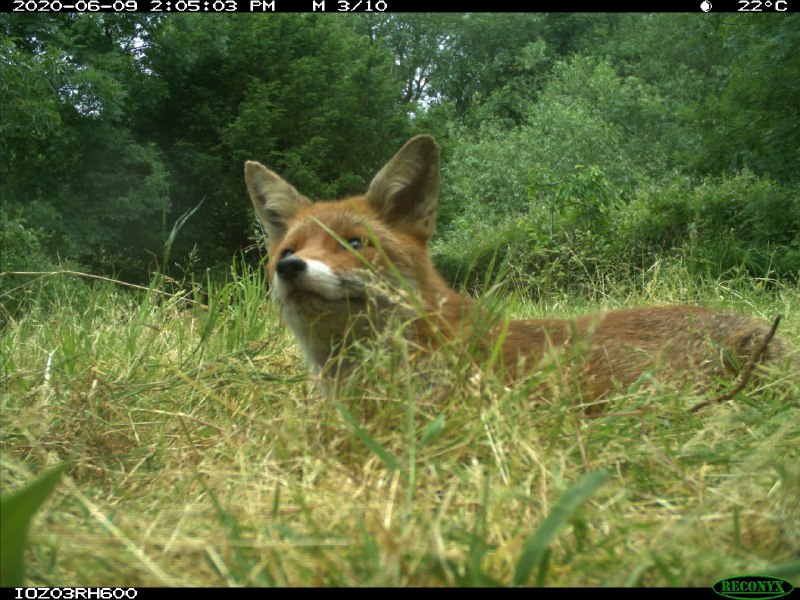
[245,135,789,400]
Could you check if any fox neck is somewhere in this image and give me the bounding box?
[415,271,476,344]
[291,268,474,378]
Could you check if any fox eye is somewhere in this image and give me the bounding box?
[280,248,294,259]
[346,237,365,250]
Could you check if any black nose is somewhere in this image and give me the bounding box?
[276,256,307,280]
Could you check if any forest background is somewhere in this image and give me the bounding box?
[3,13,799,296]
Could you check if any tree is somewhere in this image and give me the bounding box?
[1,14,170,277]
[691,14,800,184]
[138,14,410,270]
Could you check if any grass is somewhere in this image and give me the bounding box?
[1,258,799,587]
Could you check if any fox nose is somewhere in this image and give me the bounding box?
[276,256,307,281]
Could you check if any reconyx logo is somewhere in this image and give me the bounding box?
[713,575,794,600]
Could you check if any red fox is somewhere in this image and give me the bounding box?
[245,135,791,402]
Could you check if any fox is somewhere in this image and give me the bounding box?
[245,135,792,403]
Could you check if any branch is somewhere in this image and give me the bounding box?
[688,315,782,414]
[0,270,204,306]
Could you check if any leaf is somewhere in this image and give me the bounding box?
[512,470,608,586]
[1,464,67,587]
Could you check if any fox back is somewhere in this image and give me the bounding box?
[245,135,792,400]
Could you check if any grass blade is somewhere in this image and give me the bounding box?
[420,414,446,446]
[762,560,800,581]
[512,470,608,586]
[337,403,400,471]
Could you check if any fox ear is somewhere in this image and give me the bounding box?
[245,161,311,241]
[366,135,440,243]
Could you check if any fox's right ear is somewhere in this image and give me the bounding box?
[366,135,440,244]
[245,161,311,241]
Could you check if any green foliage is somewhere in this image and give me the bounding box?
[429,24,799,292]
[688,15,800,183]
[2,13,798,294]
[0,465,66,586]
[0,210,52,274]
[432,14,548,122]
[621,172,800,282]
[437,56,641,236]
[529,163,619,240]
[426,14,614,124]
[349,14,453,106]
[0,210,71,324]
[437,170,800,296]
[2,14,410,282]
[141,15,410,272]
[0,23,65,144]
[433,218,524,293]
[597,14,800,185]
[1,15,172,280]
[337,403,400,472]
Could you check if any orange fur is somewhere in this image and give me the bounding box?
[245,135,790,400]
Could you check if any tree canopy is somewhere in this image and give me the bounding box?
[2,13,798,286]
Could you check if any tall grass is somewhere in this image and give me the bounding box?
[1,259,798,586]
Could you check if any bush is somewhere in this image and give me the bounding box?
[433,169,800,301]
[621,172,800,282]
[0,210,86,325]
[0,210,52,275]
[433,218,529,293]
[433,215,627,301]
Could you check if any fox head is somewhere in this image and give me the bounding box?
[245,135,459,376]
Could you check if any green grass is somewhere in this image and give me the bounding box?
[1,259,799,587]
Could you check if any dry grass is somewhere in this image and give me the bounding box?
[1,262,799,587]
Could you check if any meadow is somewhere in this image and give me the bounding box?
[2,260,798,586]
[3,12,800,588]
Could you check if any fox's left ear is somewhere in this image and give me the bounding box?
[366,135,440,243]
